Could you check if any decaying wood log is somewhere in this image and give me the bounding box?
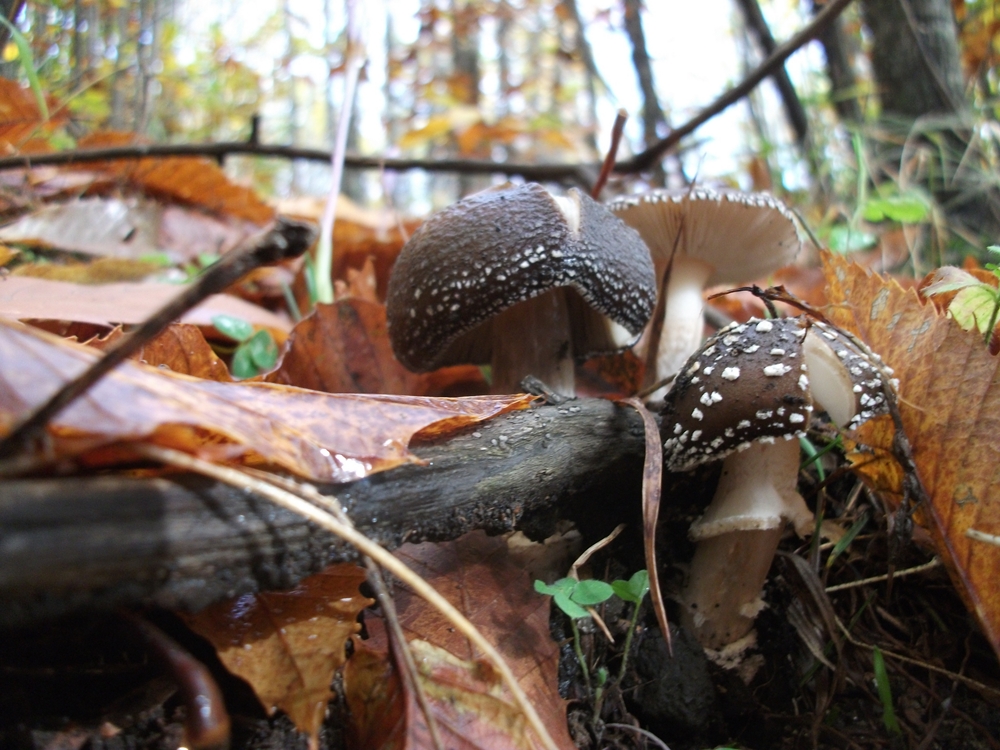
[0,398,648,628]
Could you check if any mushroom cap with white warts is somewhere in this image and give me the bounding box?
[661,317,813,473]
[607,187,801,286]
[386,182,657,372]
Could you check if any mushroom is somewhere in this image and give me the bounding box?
[386,182,656,395]
[660,316,892,649]
[608,187,800,396]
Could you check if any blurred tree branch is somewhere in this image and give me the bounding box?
[0,1,856,189]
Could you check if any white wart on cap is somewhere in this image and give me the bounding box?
[608,187,801,391]
[386,182,656,395]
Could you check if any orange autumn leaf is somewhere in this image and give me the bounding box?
[265,299,487,397]
[183,563,372,747]
[87,324,233,382]
[77,131,275,225]
[0,319,532,481]
[0,77,64,150]
[344,531,574,750]
[821,251,1000,660]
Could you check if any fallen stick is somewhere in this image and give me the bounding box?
[0,398,647,628]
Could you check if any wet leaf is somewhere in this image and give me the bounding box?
[0,276,292,343]
[87,325,232,382]
[0,319,533,481]
[264,299,420,395]
[822,251,1000,660]
[344,531,575,750]
[182,563,372,747]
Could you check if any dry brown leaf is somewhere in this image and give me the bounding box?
[183,563,372,747]
[822,251,1000,659]
[13,257,164,284]
[265,299,488,397]
[0,319,533,481]
[343,531,574,750]
[0,276,292,343]
[333,256,380,303]
[87,324,232,382]
[0,78,64,149]
[0,245,19,267]
[77,131,275,225]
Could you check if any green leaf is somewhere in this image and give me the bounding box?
[873,646,902,735]
[571,579,614,607]
[826,225,878,253]
[245,329,278,371]
[612,570,650,604]
[553,591,589,620]
[826,510,869,569]
[534,578,577,598]
[230,343,257,380]
[212,314,254,343]
[861,192,930,224]
[948,285,1000,335]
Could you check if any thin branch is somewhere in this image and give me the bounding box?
[0,141,596,185]
[619,0,856,173]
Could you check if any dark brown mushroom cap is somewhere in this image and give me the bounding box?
[661,317,813,472]
[386,182,656,372]
[607,187,800,286]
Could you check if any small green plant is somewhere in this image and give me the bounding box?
[535,569,650,719]
[212,314,279,379]
[923,245,1000,349]
[872,646,902,736]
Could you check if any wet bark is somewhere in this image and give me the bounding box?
[0,398,648,628]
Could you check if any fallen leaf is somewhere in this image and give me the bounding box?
[77,131,275,225]
[344,531,574,750]
[0,319,533,481]
[822,251,1000,660]
[183,563,372,747]
[0,77,64,148]
[264,299,488,397]
[13,257,164,284]
[264,299,422,394]
[0,198,163,259]
[0,276,292,343]
[333,256,380,303]
[0,245,19,266]
[87,325,233,382]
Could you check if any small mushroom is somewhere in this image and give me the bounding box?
[661,317,892,649]
[608,187,800,395]
[386,182,656,395]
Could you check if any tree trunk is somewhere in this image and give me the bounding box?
[811,0,863,125]
[622,0,668,187]
[860,0,1000,244]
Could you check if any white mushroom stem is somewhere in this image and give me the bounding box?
[681,439,812,649]
[649,258,714,396]
[489,288,574,396]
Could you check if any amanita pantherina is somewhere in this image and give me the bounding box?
[386,182,656,395]
[608,188,800,395]
[661,316,893,649]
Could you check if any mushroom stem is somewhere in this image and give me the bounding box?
[650,258,713,392]
[680,439,811,649]
[489,288,574,395]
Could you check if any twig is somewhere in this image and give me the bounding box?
[825,558,941,593]
[0,142,595,185]
[590,109,627,199]
[0,218,315,460]
[619,0,857,173]
[133,444,562,750]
